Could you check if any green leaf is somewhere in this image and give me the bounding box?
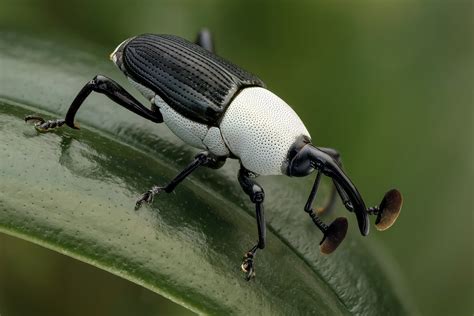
[0,33,415,315]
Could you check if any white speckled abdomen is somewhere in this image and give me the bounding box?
[220,87,311,175]
[153,95,230,156]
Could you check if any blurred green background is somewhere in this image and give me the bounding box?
[0,0,472,315]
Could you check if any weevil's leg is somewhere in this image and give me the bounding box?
[318,147,403,230]
[330,176,403,233]
[315,147,342,214]
[24,115,66,132]
[318,146,362,215]
[238,166,265,281]
[317,146,403,226]
[195,28,214,53]
[318,146,360,214]
[317,147,342,167]
[304,170,348,254]
[289,144,369,235]
[135,152,223,209]
[25,75,162,132]
[291,144,401,235]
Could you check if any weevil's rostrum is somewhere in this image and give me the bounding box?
[25,29,403,281]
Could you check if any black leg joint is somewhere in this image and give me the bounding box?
[309,212,329,233]
[344,201,354,212]
[366,206,380,215]
[194,152,210,163]
[251,190,264,204]
[135,151,215,209]
[199,152,227,170]
[238,168,264,200]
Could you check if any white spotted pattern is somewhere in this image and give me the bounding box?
[220,87,310,175]
[152,95,230,156]
[155,99,208,150]
[203,127,230,156]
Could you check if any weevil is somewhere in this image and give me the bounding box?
[25,29,403,280]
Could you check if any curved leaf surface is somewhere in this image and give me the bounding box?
[0,33,414,315]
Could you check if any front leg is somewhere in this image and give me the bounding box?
[304,171,348,254]
[317,147,403,231]
[135,152,225,209]
[238,166,266,281]
[25,75,162,132]
[313,146,343,215]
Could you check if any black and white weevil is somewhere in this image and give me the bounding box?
[25,30,403,281]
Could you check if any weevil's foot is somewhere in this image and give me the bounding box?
[375,189,403,231]
[25,115,65,132]
[319,217,348,254]
[241,252,256,281]
[135,186,163,210]
[25,115,45,124]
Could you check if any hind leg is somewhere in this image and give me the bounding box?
[25,75,162,132]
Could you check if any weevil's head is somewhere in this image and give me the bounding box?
[286,136,336,178]
[287,139,403,237]
[287,139,370,236]
[286,135,316,177]
[110,37,135,73]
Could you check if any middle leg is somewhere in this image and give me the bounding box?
[238,166,266,281]
[135,151,224,209]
